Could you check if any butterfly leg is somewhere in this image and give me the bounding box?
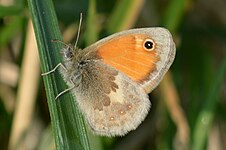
[41,63,67,76]
[55,77,77,100]
[42,63,80,99]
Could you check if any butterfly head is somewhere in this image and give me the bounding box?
[60,44,75,61]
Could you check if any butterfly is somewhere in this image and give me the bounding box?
[42,26,176,137]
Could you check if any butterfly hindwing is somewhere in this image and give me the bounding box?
[70,60,150,136]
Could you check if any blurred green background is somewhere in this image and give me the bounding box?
[0,0,226,150]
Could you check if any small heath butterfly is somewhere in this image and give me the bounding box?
[42,17,176,136]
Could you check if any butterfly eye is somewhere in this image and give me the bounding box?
[143,39,155,51]
[63,49,74,60]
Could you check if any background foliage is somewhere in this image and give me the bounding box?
[0,0,226,149]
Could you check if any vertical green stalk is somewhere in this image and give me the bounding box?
[162,0,188,32]
[191,55,226,150]
[85,0,98,45]
[106,0,144,33]
[27,0,90,149]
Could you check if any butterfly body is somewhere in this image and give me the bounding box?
[44,27,175,136]
[59,41,151,136]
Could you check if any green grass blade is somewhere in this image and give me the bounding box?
[106,0,144,33]
[0,5,23,18]
[0,16,23,49]
[27,0,91,149]
[162,0,188,32]
[191,55,226,150]
[85,0,98,45]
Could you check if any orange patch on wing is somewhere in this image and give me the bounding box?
[97,34,160,82]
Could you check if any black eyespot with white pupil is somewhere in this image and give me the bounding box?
[143,39,155,51]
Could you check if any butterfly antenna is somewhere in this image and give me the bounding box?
[74,13,82,48]
[51,39,71,48]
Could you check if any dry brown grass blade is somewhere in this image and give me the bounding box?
[8,20,40,150]
[160,72,190,150]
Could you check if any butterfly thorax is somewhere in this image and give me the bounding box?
[60,45,103,90]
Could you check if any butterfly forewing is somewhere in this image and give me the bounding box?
[85,28,176,93]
